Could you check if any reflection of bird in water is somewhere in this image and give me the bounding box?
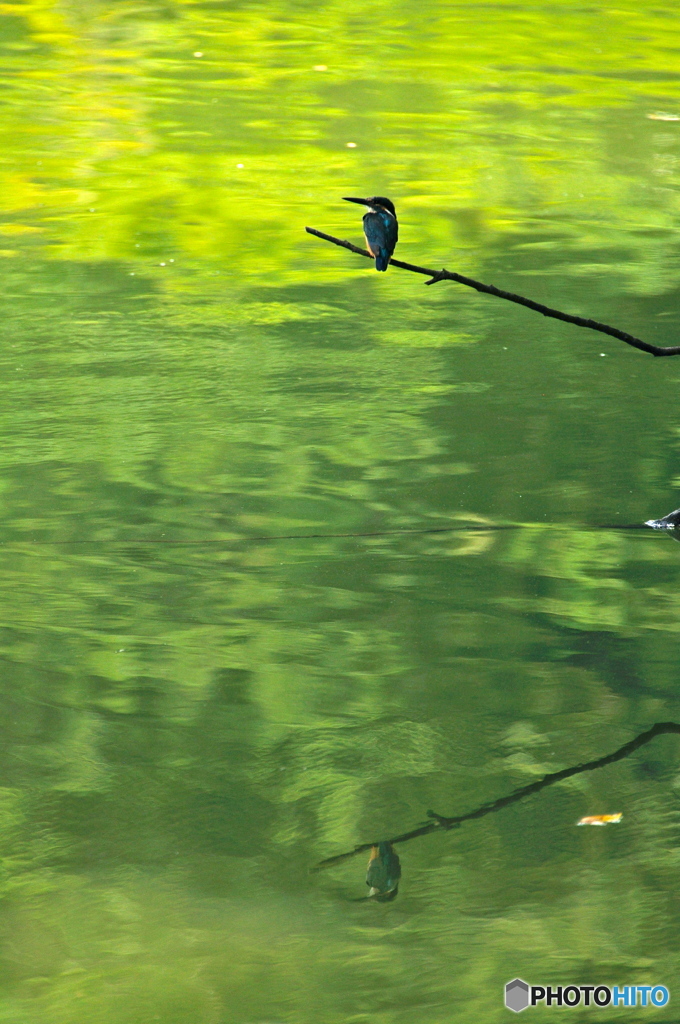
[645,508,680,534]
[366,842,401,901]
[343,196,398,271]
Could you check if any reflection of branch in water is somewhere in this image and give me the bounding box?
[312,721,680,872]
[306,225,680,358]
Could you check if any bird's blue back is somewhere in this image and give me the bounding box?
[363,209,398,271]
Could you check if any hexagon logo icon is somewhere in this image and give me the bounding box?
[505,978,530,1013]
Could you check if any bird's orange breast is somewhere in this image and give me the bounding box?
[363,233,379,258]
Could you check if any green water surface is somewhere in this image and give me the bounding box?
[0,2,680,1021]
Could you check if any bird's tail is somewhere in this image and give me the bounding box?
[375,249,390,271]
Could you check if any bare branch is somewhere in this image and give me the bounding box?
[306,226,680,357]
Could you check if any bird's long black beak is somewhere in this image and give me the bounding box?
[342,196,367,205]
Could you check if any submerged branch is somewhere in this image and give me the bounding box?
[312,721,680,871]
[305,226,680,357]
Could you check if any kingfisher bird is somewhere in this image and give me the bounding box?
[343,196,398,271]
[365,841,401,901]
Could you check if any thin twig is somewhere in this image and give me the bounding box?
[4,522,653,547]
[306,226,680,357]
[312,720,680,871]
